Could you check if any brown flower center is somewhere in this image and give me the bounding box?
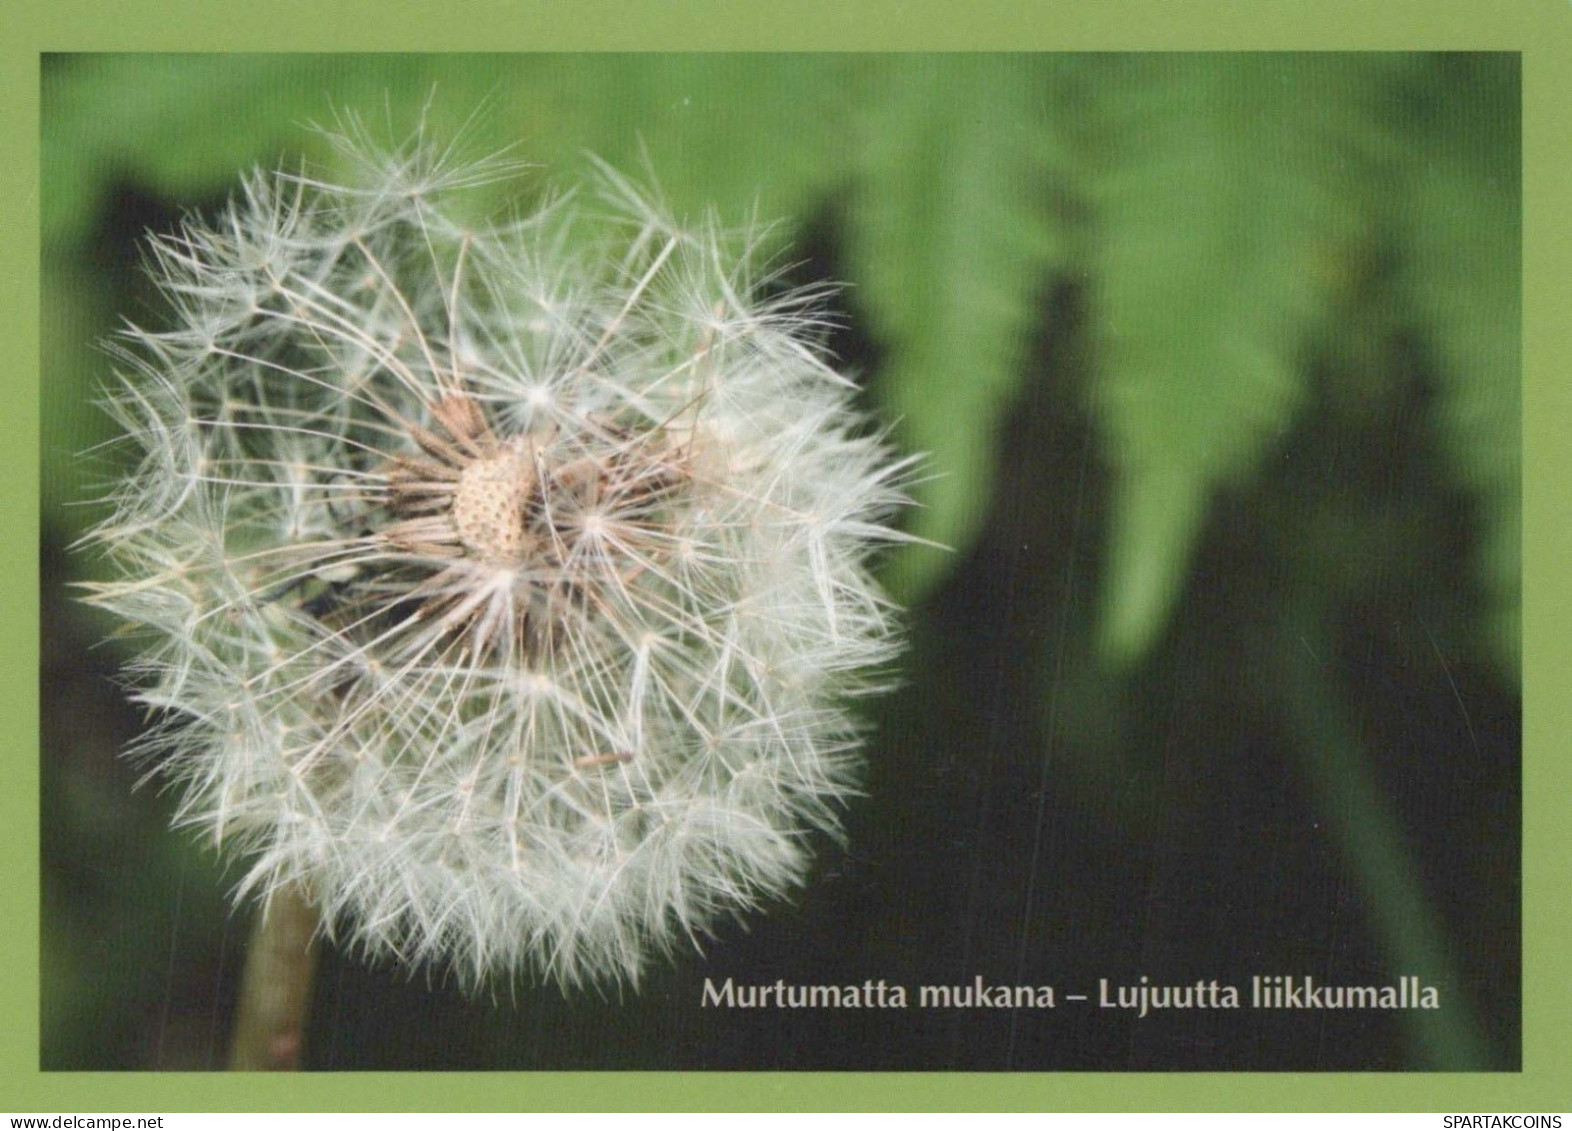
[451,446,533,564]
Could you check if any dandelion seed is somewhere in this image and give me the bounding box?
[82,122,918,988]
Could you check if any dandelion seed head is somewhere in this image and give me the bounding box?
[83,122,915,989]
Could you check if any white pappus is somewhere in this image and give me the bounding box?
[81,121,918,990]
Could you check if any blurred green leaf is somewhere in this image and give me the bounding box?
[845,55,1067,600]
[1082,55,1403,664]
[553,54,856,218]
[45,56,399,247]
[1098,465,1210,667]
[1397,57,1520,685]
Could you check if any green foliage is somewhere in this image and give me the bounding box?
[1394,56,1521,680]
[43,53,1520,681]
[1076,54,1411,664]
[844,55,1067,597]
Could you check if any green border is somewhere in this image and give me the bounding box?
[7,0,1567,1113]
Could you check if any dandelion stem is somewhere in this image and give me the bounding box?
[227,882,320,1071]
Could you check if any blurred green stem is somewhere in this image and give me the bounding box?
[228,882,319,1071]
[1279,607,1489,1069]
